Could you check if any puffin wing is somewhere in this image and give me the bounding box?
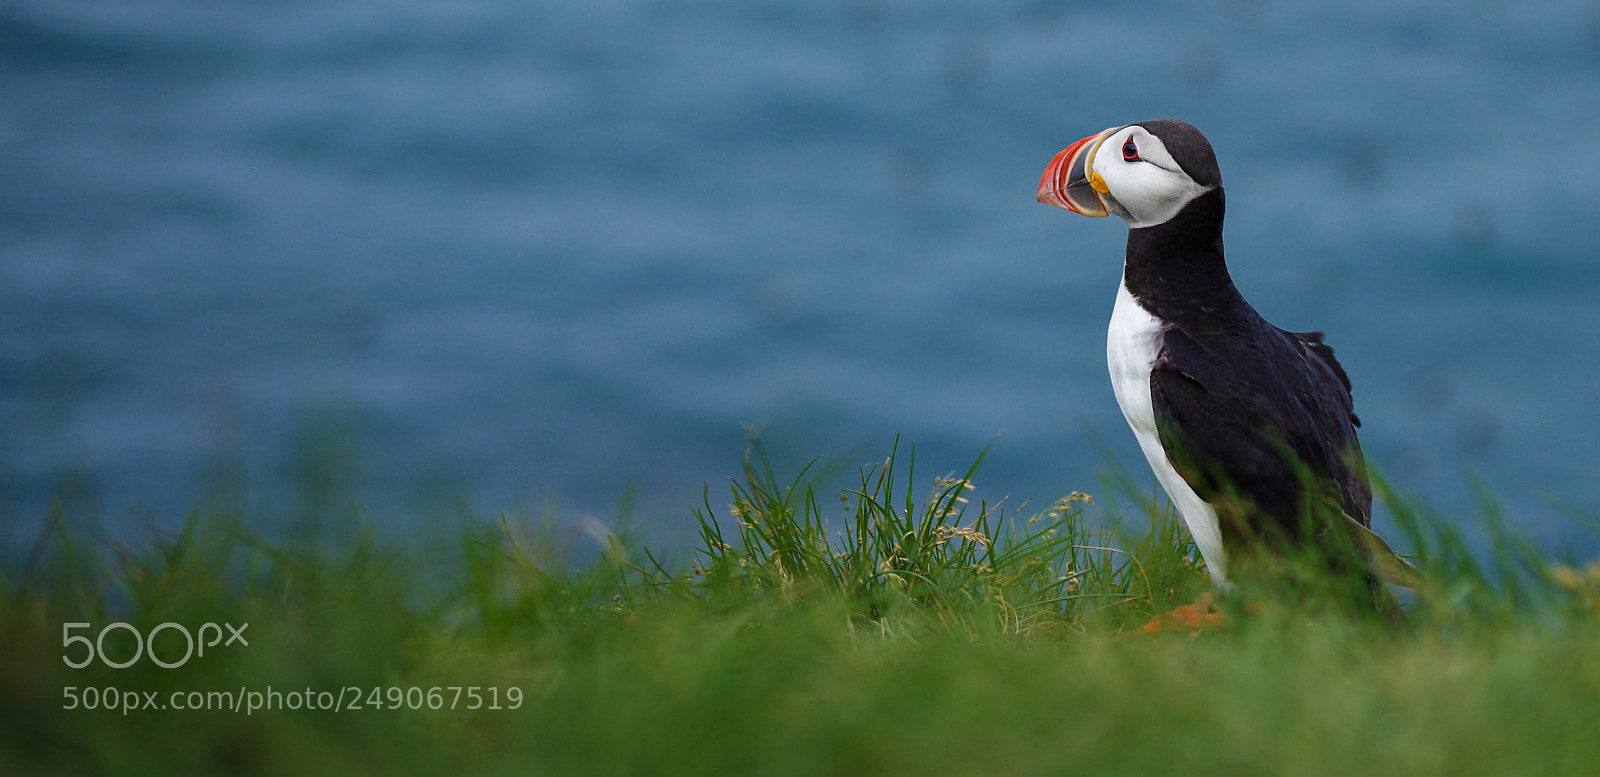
[1287,330,1374,518]
[1150,333,1424,590]
[1148,324,1370,535]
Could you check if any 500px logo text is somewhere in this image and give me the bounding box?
[63,622,249,669]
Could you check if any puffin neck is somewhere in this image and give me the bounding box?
[1120,189,1243,324]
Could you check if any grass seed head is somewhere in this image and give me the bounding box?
[933,525,992,547]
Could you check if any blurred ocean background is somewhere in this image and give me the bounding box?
[3,0,1599,556]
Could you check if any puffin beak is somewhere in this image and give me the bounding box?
[1037,127,1118,217]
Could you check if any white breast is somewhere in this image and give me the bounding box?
[1107,279,1230,586]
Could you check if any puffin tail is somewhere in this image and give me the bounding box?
[1372,578,1412,629]
[1338,510,1427,590]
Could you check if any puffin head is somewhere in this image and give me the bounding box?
[1037,119,1222,229]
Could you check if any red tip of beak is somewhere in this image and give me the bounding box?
[1037,130,1110,217]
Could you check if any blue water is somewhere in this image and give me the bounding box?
[4,0,1600,555]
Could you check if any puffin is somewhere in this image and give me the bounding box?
[1036,119,1419,616]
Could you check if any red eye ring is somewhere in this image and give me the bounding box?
[1121,138,1140,162]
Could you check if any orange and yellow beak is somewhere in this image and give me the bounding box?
[1037,127,1119,217]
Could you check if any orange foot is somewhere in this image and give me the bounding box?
[1136,592,1223,634]
[1132,593,1263,635]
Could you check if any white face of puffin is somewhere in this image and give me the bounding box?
[1090,125,1214,229]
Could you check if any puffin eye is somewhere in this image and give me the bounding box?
[1121,138,1140,162]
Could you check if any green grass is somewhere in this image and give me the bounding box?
[3,440,1600,775]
